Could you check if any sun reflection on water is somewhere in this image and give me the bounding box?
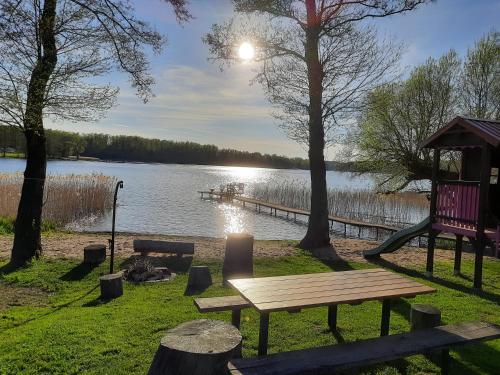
[219,203,247,234]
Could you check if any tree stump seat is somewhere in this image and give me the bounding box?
[148,319,242,375]
[410,304,442,331]
[186,266,212,292]
[84,244,106,264]
[99,273,123,300]
[222,233,254,286]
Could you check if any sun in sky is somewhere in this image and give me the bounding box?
[238,42,255,61]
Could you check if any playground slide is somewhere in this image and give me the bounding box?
[363,217,430,258]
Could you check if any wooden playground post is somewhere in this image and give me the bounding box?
[474,142,491,289]
[426,149,441,277]
[453,234,463,275]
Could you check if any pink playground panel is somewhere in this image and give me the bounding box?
[435,183,480,229]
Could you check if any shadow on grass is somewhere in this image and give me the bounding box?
[369,257,500,305]
[120,255,193,274]
[60,262,99,281]
[82,296,114,307]
[3,284,99,330]
[184,285,210,296]
[310,245,355,272]
[0,261,26,275]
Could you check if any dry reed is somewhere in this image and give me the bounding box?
[0,173,116,227]
[250,181,429,228]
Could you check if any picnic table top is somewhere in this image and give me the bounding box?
[228,268,436,313]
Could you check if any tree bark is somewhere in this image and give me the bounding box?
[11,0,58,266]
[300,0,330,250]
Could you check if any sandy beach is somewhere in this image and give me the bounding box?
[0,232,487,266]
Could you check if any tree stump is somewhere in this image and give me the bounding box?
[410,304,442,361]
[186,266,212,293]
[148,319,242,375]
[223,233,254,286]
[99,273,123,300]
[84,244,106,264]
[410,304,441,331]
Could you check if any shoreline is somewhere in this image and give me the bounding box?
[1,232,489,266]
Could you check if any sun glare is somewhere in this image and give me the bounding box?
[238,42,255,61]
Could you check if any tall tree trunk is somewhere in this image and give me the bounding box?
[11,0,58,266]
[299,0,330,250]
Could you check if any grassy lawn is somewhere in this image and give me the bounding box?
[0,251,499,375]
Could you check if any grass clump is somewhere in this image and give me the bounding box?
[0,216,57,235]
[0,252,498,375]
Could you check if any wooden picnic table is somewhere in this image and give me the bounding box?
[228,268,436,356]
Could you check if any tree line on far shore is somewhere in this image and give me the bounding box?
[0,126,310,169]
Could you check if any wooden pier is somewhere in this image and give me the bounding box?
[198,192,458,245]
[233,196,398,240]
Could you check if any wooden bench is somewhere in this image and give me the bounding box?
[228,321,500,375]
[194,296,251,329]
[133,240,194,257]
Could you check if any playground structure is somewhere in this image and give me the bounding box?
[365,116,500,290]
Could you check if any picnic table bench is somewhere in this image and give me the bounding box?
[133,240,194,257]
[228,268,436,355]
[228,321,500,375]
[194,295,251,329]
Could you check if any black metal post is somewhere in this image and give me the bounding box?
[328,305,338,330]
[110,180,124,274]
[380,299,391,336]
[258,313,270,356]
[231,309,241,329]
[441,349,450,375]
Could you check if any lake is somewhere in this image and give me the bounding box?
[0,159,373,239]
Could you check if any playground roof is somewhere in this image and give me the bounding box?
[421,116,500,149]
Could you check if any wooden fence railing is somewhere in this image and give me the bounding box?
[435,181,480,229]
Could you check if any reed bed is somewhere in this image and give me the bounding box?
[249,181,429,228]
[0,173,116,227]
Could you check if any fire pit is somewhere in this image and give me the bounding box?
[124,258,175,283]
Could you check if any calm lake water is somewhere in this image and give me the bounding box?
[0,159,373,239]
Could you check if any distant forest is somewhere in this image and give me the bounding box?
[0,126,311,169]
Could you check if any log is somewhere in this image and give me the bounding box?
[148,319,242,375]
[100,273,123,300]
[133,240,194,256]
[84,244,106,264]
[223,233,254,286]
[186,266,212,292]
[410,304,441,331]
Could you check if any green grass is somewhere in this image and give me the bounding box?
[0,252,499,375]
[0,217,58,235]
[0,152,25,158]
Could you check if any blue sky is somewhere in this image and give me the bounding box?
[49,0,500,158]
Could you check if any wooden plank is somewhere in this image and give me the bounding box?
[228,321,500,375]
[236,274,415,298]
[253,285,435,312]
[194,296,251,312]
[133,240,194,254]
[248,281,432,307]
[243,280,427,305]
[232,272,405,293]
[229,268,390,288]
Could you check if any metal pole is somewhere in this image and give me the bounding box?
[110,180,124,274]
